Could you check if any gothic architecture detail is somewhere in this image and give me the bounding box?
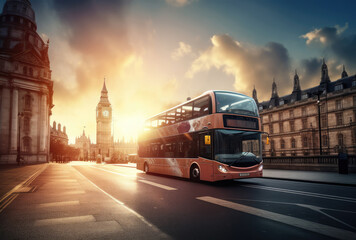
[96,79,113,159]
[341,65,348,79]
[0,0,53,163]
[253,60,356,157]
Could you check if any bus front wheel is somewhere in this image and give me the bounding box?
[190,164,200,181]
[144,163,149,173]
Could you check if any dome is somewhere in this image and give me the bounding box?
[2,0,36,26]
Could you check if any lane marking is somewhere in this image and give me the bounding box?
[0,164,48,213]
[73,166,171,239]
[241,184,356,203]
[139,180,177,191]
[197,196,356,240]
[34,215,95,226]
[37,201,80,208]
[89,166,136,178]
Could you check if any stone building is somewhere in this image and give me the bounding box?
[254,60,356,156]
[74,130,91,160]
[50,121,68,145]
[0,0,53,163]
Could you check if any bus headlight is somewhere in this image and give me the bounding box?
[258,165,263,171]
[218,165,227,173]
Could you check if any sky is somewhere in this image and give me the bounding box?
[2,0,356,144]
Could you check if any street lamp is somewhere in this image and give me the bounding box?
[17,112,24,165]
[314,91,323,155]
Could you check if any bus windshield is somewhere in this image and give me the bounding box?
[215,92,258,117]
[214,130,261,167]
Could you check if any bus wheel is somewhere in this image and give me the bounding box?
[144,163,149,173]
[190,164,200,181]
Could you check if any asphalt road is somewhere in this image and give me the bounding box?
[1,162,356,240]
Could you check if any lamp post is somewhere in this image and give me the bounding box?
[17,112,24,165]
[314,91,323,155]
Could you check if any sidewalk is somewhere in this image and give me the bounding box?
[263,169,356,187]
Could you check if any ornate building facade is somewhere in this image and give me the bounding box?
[0,0,53,163]
[74,130,91,160]
[254,60,356,157]
[96,80,113,159]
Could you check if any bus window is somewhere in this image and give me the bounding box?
[175,107,182,122]
[182,103,193,120]
[166,110,176,125]
[193,96,211,118]
[158,113,166,126]
[151,119,158,128]
[199,132,212,159]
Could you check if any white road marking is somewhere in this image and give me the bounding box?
[34,215,95,226]
[89,166,139,178]
[297,204,356,231]
[139,180,177,191]
[197,196,356,240]
[241,184,356,203]
[73,166,171,239]
[37,200,80,208]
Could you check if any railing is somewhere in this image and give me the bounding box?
[263,155,356,172]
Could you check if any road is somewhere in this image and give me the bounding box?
[1,162,356,240]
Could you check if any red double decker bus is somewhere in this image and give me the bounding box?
[137,90,263,182]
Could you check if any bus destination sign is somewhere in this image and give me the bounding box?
[223,115,259,130]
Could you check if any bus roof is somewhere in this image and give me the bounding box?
[145,90,252,121]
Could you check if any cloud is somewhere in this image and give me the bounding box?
[186,34,292,100]
[171,41,192,60]
[165,0,195,7]
[301,23,356,66]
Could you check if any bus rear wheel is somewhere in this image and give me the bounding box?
[190,164,200,181]
[144,163,149,173]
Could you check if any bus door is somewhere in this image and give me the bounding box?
[198,131,213,160]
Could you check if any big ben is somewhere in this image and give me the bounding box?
[96,80,113,158]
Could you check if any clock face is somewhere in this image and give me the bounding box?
[103,110,109,117]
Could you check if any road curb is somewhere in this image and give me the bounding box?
[263,176,356,187]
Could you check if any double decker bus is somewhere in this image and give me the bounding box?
[137,90,263,182]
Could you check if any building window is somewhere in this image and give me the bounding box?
[269,124,273,134]
[352,81,356,87]
[291,138,296,148]
[302,107,307,116]
[23,136,31,153]
[290,121,295,132]
[302,118,307,129]
[336,100,342,110]
[334,84,343,91]
[338,133,344,146]
[280,139,285,149]
[303,136,308,148]
[290,110,294,118]
[320,104,326,113]
[24,94,31,109]
[353,96,356,107]
[322,135,328,147]
[270,140,275,151]
[279,112,283,121]
[336,113,343,126]
[279,122,283,133]
[321,115,327,128]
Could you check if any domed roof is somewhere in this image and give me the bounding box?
[2,0,36,25]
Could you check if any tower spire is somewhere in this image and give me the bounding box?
[341,64,348,78]
[293,69,301,92]
[252,85,258,104]
[320,58,330,85]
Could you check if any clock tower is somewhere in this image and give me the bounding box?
[96,79,113,158]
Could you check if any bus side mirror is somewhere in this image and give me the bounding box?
[266,137,270,145]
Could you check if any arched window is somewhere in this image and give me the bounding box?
[291,138,296,148]
[23,66,27,75]
[338,133,344,146]
[280,139,285,149]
